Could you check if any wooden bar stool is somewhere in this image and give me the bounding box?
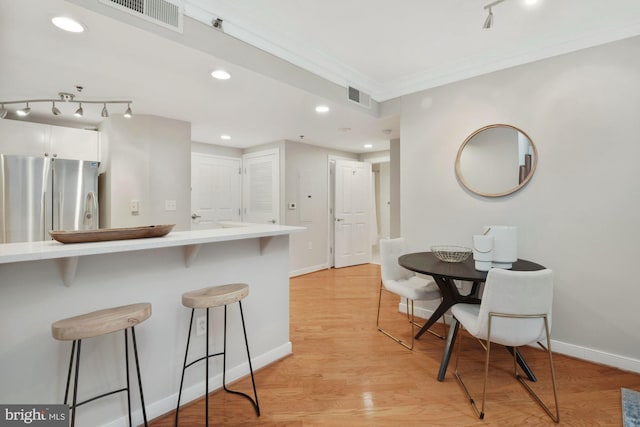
[51,303,151,427]
[175,283,260,426]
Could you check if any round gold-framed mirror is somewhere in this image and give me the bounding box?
[455,124,538,198]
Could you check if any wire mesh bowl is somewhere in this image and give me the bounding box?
[431,245,472,263]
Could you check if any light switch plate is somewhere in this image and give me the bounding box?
[165,200,177,211]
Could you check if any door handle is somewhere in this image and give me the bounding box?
[269,219,276,224]
[335,218,344,222]
[191,213,201,219]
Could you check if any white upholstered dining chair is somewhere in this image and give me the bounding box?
[377,238,444,350]
[451,268,559,422]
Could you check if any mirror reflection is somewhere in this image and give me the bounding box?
[455,124,537,198]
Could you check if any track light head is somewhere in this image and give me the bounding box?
[124,103,132,118]
[0,104,7,119]
[16,103,31,117]
[483,8,493,29]
[74,103,83,118]
[52,102,62,116]
[101,103,109,118]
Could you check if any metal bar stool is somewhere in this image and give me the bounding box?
[51,303,151,427]
[175,283,260,426]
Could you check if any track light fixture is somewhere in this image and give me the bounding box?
[483,7,494,29]
[483,0,507,29]
[16,103,31,117]
[74,103,84,118]
[0,92,133,119]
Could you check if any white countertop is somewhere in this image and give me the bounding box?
[0,222,305,264]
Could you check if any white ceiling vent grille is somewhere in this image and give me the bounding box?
[347,86,371,109]
[100,0,183,33]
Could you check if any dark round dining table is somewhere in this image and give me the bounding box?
[398,252,545,381]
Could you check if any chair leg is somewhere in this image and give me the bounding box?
[221,302,261,416]
[205,307,210,427]
[453,323,486,419]
[376,282,414,350]
[414,299,446,340]
[130,326,149,426]
[175,309,195,426]
[514,317,560,423]
[64,340,82,427]
[456,313,560,423]
[124,329,132,427]
[377,282,444,348]
[63,340,76,406]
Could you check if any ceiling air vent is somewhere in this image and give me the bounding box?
[100,0,183,33]
[347,86,371,109]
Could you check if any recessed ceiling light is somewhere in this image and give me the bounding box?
[220,135,231,140]
[211,69,231,80]
[315,105,330,113]
[364,144,373,149]
[52,16,85,33]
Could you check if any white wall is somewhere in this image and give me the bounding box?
[400,36,640,370]
[100,115,191,231]
[191,141,242,158]
[283,140,357,275]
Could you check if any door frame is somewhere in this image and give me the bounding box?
[327,154,363,267]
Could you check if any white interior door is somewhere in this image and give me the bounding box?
[191,153,241,229]
[334,159,371,268]
[242,149,279,224]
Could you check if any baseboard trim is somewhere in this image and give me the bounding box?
[550,340,640,374]
[100,342,292,427]
[290,263,329,277]
[400,303,640,375]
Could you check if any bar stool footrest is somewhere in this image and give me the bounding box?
[70,387,128,409]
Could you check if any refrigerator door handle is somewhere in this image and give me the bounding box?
[57,191,62,230]
[42,192,46,239]
[83,191,98,229]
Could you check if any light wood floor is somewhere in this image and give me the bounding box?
[150,264,640,426]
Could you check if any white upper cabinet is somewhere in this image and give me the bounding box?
[0,119,100,161]
[48,125,100,161]
[0,119,48,156]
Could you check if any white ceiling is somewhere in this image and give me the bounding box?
[185,0,640,101]
[1,0,640,153]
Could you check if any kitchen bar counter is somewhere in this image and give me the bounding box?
[0,222,304,263]
[0,222,304,285]
[0,222,303,426]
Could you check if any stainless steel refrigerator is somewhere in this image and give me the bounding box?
[0,154,100,243]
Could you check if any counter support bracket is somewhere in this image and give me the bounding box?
[260,237,273,255]
[184,244,202,267]
[56,256,79,286]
